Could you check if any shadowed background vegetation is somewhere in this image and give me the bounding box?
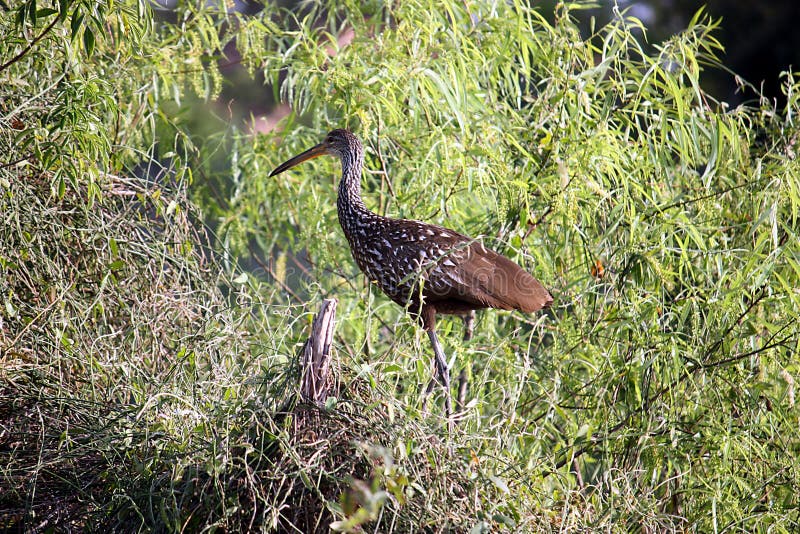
[2,0,799,531]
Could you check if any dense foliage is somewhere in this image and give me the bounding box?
[2,0,799,531]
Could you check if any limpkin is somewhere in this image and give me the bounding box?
[270,129,552,425]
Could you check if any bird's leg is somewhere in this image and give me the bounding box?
[419,351,439,414]
[418,306,453,430]
[426,328,453,430]
[456,368,468,414]
[420,375,437,414]
[462,310,476,341]
[451,310,475,418]
[419,362,440,414]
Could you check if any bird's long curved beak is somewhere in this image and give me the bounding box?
[269,142,330,177]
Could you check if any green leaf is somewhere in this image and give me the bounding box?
[469,522,490,534]
[70,10,84,41]
[492,514,517,528]
[488,475,509,494]
[58,0,69,20]
[27,0,36,26]
[83,27,95,56]
[36,8,57,18]
[15,3,26,26]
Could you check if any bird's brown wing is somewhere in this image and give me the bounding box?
[448,242,553,313]
[415,228,553,314]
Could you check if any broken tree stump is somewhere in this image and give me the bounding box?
[300,298,337,405]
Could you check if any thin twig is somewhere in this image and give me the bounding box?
[0,156,30,169]
[523,204,553,240]
[644,177,770,220]
[0,16,60,73]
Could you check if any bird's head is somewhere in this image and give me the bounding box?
[269,129,362,177]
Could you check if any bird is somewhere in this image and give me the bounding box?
[270,129,553,427]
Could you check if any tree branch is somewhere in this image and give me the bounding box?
[0,16,60,73]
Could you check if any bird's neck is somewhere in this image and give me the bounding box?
[336,150,376,235]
